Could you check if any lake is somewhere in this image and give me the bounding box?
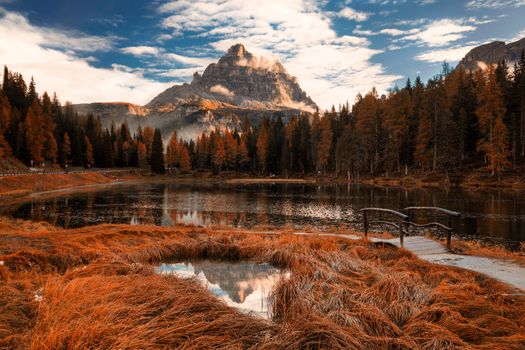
[1,182,524,247]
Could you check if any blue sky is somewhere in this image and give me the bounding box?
[0,0,524,109]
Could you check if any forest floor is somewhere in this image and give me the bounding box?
[0,218,524,349]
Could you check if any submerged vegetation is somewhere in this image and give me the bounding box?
[0,218,523,349]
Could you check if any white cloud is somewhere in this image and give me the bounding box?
[338,7,370,22]
[415,45,477,63]
[466,0,525,9]
[157,0,401,108]
[121,46,160,56]
[0,8,171,105]
[399,18,477,47]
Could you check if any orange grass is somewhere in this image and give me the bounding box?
[440,237,525,267]
[0,217,524,349]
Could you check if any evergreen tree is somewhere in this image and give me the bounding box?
[60,132,71,167]
[150,128,165,174]
[476,66,510,175]
[83,136,94,168]
[316,116,332,173]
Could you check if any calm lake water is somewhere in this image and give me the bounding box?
[157,260,288,318]
[1,182,524,247]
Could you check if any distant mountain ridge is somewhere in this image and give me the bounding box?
[458,37,525,71]
[73,44,317,140]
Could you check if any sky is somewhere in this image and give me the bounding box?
[0,0,524,109]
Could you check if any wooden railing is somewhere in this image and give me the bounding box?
[359,208,410,246]
[360,206,461,249]
[403,207,460,249]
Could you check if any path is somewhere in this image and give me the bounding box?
[248,230,525,292]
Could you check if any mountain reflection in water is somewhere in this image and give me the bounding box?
[2,182,524,246]
[156,261,288,318]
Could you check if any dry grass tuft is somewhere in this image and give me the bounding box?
[0,217,524,349]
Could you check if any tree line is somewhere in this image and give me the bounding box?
[166,52,525,178]
[1,52,525,178]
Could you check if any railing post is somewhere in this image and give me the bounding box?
[446,229,452,249]
[399,222,404,247]
[363,211,368,237]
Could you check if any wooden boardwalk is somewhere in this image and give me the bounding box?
[257,231,525,292]
[338,234,525,292]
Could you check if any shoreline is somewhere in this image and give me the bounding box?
[1,169,524,204]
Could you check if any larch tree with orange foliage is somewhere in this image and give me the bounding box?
[355,89,381,173]
[24,101,45,165]
[213,134,226,171]
[0,90,12,158]
[166,131,180,170]
[383,89,412,173]
[180,146,191,173]
[476,66,510,176]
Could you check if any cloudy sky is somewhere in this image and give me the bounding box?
[0,0,524,109]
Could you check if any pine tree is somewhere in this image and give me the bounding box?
[60,132,71,167]
[415,116,433,171]
[256,120,269,173]
[476,66,510,175]
[316,116,332,173]
[83,136,94,168]
[355,89,381,173]
[150,128,165,174]
[213,134,226,172]
[383,88,412,172]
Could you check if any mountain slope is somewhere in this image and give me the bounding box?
[73,44,317,140]
[458,37,525,71]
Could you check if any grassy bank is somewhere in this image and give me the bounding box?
[0,218,523,349]
[0,173,117,199]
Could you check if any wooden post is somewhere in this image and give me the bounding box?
[399,222,404,247]
[363,211,368,237]
[447,216,453,249]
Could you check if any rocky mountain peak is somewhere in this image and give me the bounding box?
[458,37,525,71]
[73,44,318,141]
[227,43,248,57]
[147,44,317,112]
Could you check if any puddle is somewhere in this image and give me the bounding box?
[156,260,289,319]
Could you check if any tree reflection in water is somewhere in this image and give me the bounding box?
[1,182,524,247]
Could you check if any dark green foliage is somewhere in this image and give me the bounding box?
[150,128,165,174]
